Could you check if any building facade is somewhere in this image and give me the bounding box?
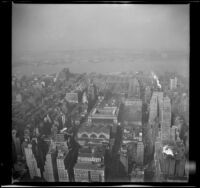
[43,148,58,182]
[136,141,144,165]
[128,78,140,98]
[74,148,105,182]
[124,99,142,126]
[161,96,171,142]
[24,144,41,179]
[170,77,178,90]
[57,150,69,182]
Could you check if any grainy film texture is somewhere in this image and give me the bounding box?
[12,4,189,183]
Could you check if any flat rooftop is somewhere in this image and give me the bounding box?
[78,123,110,134]
[91,107,118,116]
[78,151,103,159]
[74,162,104,171]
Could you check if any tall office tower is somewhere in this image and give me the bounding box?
[169,157,176,176]
[128,77,140,98]
[144,86,152,103]
[24,144,41,179]
[155,140,161,154]
[170,77,178,90]
[175,157,186,177]
[161,96,171,142]
[179,93,189,113]
[154,144,188,182]
[82,91,88,104]
[124,98,142,126]
[88,83,95,100]
[170,126,177,141]
[43,147,58,182]
[148,93,159,144]
[149,93,158,125]
[136,141,144,165]
[149,92,164,140]
[57,150,69,182]
[120,152,129,174]
[154,91,164,123]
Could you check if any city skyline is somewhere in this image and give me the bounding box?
[11,3,190,184]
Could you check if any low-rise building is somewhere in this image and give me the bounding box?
[88,106,119,124]
[88,97,120,124]
[77,123,110,147]
[74,146,105,182]
[65,92,79,103]
[74,162,105,182]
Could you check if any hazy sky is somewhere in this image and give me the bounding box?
[12,4,189,55]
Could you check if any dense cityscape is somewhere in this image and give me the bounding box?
[12,68,189,182]
[11,3,190,184]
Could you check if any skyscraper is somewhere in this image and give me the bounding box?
[161,96,171,142]
[149,92,165,143]
[154,91,164,123]
[144,86,152,103]
[136,141,144,165]
[170,126,177,141]
[88,83,96,101]
[124,98,142,126]
[120,152,129,174]
[43,147,58,182]
[57,150,69,182]
[149,93,158,125]
[128,78,140,98]
[170,77,178,90]
[24,144,41,179]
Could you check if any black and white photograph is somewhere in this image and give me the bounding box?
[11,3,190,183]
